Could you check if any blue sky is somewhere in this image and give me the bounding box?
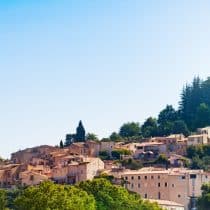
[0,0,210,158]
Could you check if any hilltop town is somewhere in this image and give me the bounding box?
[1,124,210,210]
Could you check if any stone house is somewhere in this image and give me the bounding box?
[111,167,210,210]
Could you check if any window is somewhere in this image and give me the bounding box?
[138,183,140,188]
[181,176,185,179]
[158,183,160,187]
[178,194,181,198]
[190,174,196,179]
[158,192,161,199]
[131,176,134,180]
[145,176,147,180]
[131,183,134,188]
[172,184,175,187]
[138,176,141,180]
[30,175,34,181]
[165,182,168,187]
[144,194,147,198]
[125,177,128,180]
[158,175,160,179]
[151,176,154,179]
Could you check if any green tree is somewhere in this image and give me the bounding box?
[119,122,141,138]
[111,149,131,160]
[59,140,64,148]
[155,154,169,165]
[86,133,99,141]
[109,132,122,141]
[75,120,86,142]
[14,181,95,210]
[179,76,203,130]
[99,151,110,160]
[197,183,210,210]
[79,178,162,210]
[141,117,158,138]
[190,156,206,170]
[194,103,210,129]
[201,77,210,106]
[157,105,178,136]
[0,189,7,210]
[172,120,190,136]
[158,105,178,125]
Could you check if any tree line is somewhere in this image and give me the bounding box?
[108,76,210,140]
[0,179,162,210]
[62,76,210,145]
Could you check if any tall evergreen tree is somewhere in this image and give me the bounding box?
[179,76,203,130]
[59,140,64,148]
[75,120,86,142]
[201,77,210,107]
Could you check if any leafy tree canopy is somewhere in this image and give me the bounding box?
[141,117,158,138]
[119,122,141,138]
[197,183,210,210]
[86,133,99,141]
[14,181,95,210]
[110,132,122,141]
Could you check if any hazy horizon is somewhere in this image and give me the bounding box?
[1,0,210,158]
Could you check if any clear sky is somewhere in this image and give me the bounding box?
[0,0,210,158]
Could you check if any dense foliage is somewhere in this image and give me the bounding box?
[78,178,162,210]
[0,189,7,210]
[62,76,210,145]
[179,76,210,131]
[186,145,210,170]
[197,183,210,210]
[119,122,141,138]
[0,179,163,210]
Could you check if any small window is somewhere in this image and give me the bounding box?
[131,176,134,180]
[151,176,154,179]
[181,176,185,179]
[145,176,147,180]
[158,183,160,187]
[138,183,140,188]
[158,175,160,179]
[172,184,175,187]
[30,175,34,181]
[190,174,196,179]
[165,182,168,187]
[138,176,141,180]
[158,192,161,199]
[125,177,128,180]
[178,194,181,198]
[145,193,147,198]
[131,183,134,188]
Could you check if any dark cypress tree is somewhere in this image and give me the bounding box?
[59,140,64,148]
[75,120,86,142]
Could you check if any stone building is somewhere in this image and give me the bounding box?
[110,167,210,210]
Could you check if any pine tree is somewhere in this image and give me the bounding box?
[59,140,64,148]
[75,121,86,142]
